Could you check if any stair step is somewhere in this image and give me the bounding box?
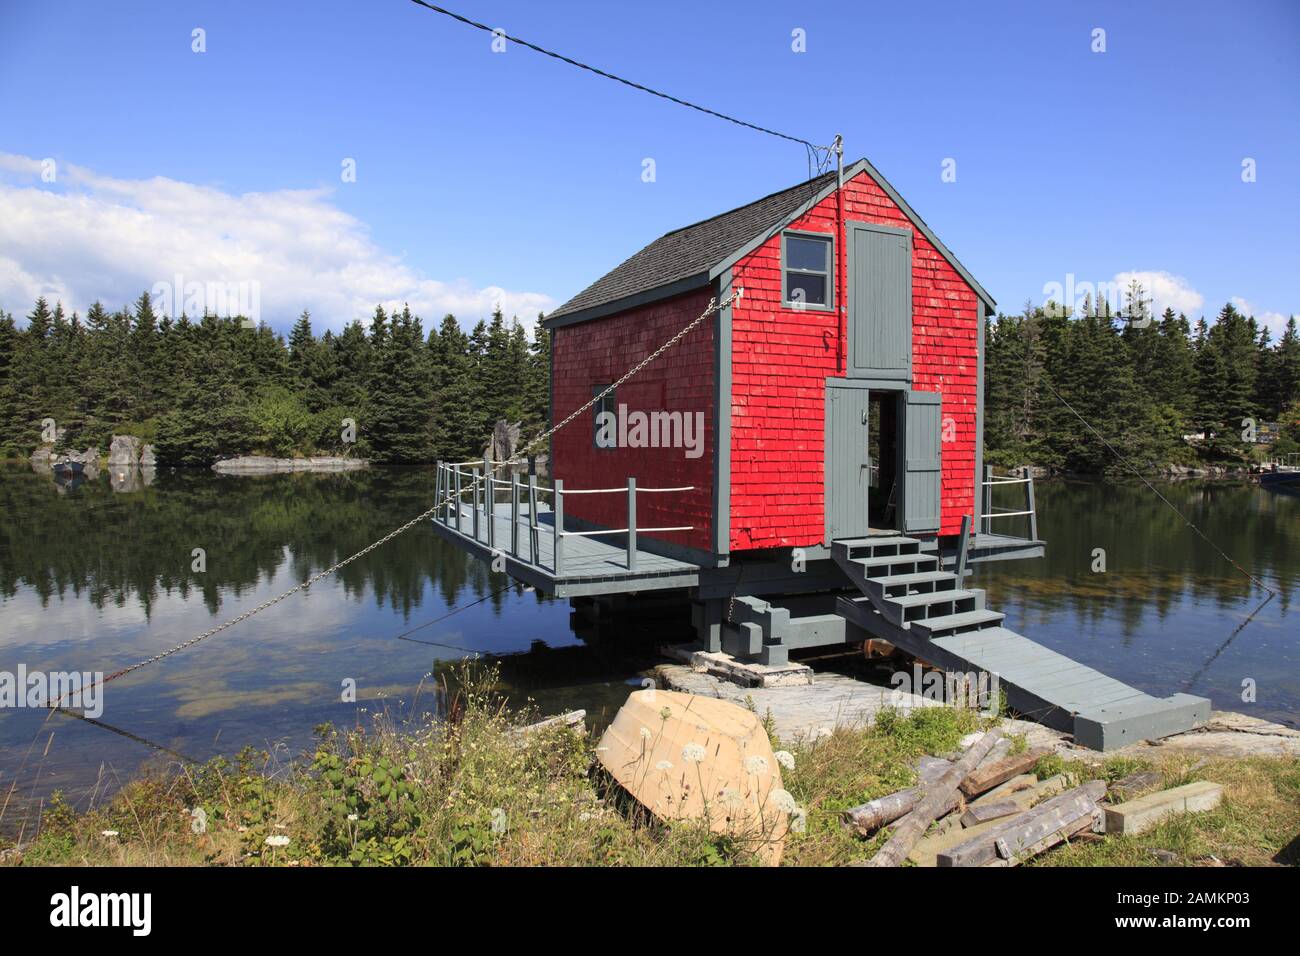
[853,554,940,572]
[889,588,980,609]
[911,609,1005,637]
[867,570,957,588]
[835,537,925,561]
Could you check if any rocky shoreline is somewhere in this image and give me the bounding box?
[211,456,368,474]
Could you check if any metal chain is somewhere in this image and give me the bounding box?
[54,288,740,705]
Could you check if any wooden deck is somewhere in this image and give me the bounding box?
[432,501,702,597]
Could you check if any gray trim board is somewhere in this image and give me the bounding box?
[712,268,734,557]
[974,300,986,529]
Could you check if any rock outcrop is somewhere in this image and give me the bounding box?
[108,435,144,466]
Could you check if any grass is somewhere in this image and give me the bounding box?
[3,671,1296,867]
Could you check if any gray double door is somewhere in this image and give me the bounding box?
[826,220,941,541]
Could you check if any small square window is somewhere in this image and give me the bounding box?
[783,233,832,308]
[593,385,617,449]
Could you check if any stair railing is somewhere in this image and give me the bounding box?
[980,466,1039,542]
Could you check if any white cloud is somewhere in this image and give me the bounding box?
[1230,297,1294,338]
[0,153,555,332]
[1112,270,1204,318]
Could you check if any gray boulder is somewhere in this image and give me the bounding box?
[140,444,157,466]
[108,435,144,466]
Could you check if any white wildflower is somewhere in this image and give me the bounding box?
[774,750,796,770]
[655,760,673,771]
[813,727,833,740]
[719,787,744,808]
[681,742,706,763]
[743,755,769,775]
[100,830,118,839]
[770,788,798,814]
[347,814,358,822]
[264,835,290,847]
[639,727,653,740]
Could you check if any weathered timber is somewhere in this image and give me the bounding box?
[1104,781,1223,835]
[961,800,1020,826]
[938,779,1106,867]
[907,815,1008,867]
[843,756,953,835]
[861,730,1003,867]
[959,746,1052,797]
[985,807,1101,867]
[1108,770,1163,802]
[970,773,1037,806]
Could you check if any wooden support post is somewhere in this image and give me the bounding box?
[553,479,565,575]
[511,473,520,558]
[626,477,637,571]
[1024,467,1038,542]
[956,513,972,580]
[527,474,539,564]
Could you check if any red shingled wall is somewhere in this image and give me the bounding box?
[728,169,979,549]
[550,288,715,552]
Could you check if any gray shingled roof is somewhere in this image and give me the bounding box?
[547,169,837,320]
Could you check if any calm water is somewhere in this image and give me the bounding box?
[1,465,1296,827]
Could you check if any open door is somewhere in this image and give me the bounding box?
[901,390,942,533]
[825,384,870,540]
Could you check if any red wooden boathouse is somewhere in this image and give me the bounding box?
[432,160,1208,749]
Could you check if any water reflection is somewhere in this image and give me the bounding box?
[0,466,1296,829]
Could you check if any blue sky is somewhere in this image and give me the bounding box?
[1,0,1297,334]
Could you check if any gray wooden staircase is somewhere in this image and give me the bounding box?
[832,536,1210,750]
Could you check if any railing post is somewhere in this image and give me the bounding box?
[956,513,972,581]
[982,465,993,535]
[626,477,637,572]
[553,479,565,575]
[527,473,539,564]
[484,456,495,550]
[511,473,520,558]
[1024,467,1039,543]
[471,466,480,541]
[454,466,462,532]
[434,461,443,524]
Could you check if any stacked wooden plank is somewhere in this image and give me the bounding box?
[844,736,1224,867]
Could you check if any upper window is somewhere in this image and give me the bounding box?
[783,233,833,309]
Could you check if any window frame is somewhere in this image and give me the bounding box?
[781,229,835,312]
[592,384,617,450]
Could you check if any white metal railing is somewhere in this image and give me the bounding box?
[434,459,694,574]
[979,466,1039,542]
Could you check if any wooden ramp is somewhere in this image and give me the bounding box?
[833,536,1210,751]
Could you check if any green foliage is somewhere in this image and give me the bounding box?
[984,296,1299,473]
[0,294,551,466]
